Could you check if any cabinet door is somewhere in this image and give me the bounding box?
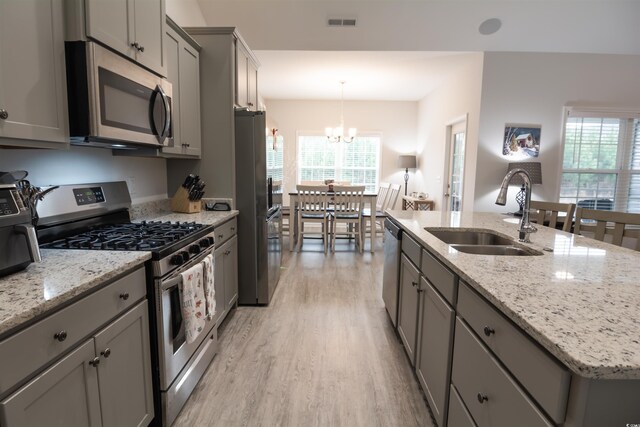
[93,301,154,427]
[247,59,258,111]
[133,0,166,76]
[235,42,249,108]
[224,235,238,310]
[85,0,134,59]
[0,340,102,427]
[397,254,421,366]
[416,280,455,427]
[180,42,201,157]
[0,0,69,146]
[214,245,226,326]
[162,26,183,155]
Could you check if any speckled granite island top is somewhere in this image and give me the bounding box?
[387,210,640,380]
[136,210,238,227]
[0,250,150,338]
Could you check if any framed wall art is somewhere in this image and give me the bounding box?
[502,124,541,159]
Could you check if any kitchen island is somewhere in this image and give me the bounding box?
[386,209,640,427]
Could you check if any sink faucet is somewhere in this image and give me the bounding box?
[495,168,537,242]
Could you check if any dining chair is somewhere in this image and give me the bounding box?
[330,185,365,253]
[386,184,402,209]
[295,185,331,253]
[281,206,290,237]
[529,200,576,232]
[361,182,390,242]
[574,207,640,250]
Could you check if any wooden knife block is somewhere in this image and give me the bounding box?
[171,187,202,213]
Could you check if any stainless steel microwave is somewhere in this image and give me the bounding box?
[65,41,173,149]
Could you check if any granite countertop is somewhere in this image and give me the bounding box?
[387,210,640,380]
[0,202,237,339]
[0,250,150,338]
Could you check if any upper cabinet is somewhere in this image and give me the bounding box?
[74,0,167,76]
[235,39,259,111]
[162,19,201,158]
[0,0,69,148]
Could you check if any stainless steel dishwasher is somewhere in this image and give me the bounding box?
[382,218,402,327]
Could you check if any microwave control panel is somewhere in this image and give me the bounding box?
[0,189,19,216]
[73,187,106,206]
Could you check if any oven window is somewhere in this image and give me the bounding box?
[169,285,186,352]
[99,67,154,134]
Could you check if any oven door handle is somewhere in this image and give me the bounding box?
[162,275,183,292]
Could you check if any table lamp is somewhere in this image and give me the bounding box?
[397,155,417,196]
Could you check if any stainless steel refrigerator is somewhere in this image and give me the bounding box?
[235,110,282,305]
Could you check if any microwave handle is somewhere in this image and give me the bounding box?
[156,85,171,143]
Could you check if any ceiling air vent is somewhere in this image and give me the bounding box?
[327,17,357,27]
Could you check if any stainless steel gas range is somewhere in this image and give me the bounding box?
[37,181,217,426]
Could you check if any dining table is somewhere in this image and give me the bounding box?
[288,191,379,253]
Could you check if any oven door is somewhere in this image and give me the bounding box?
[156,249,215,390]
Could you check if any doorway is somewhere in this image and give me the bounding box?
[444,117,467,212]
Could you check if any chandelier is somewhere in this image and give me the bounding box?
[325,81,357,143]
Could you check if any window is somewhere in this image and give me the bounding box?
[297,134,381,192]
[560,108,640,213]
[266,134,284,184]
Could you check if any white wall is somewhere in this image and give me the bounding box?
[416,53,484,211]
[264,99,418,207]
[0,147,168,203]
[474,52,640,213]
[166,0,207,27]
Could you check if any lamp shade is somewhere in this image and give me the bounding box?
[507,162,542,185]
[397,155,417,169]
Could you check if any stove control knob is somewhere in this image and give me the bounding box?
[207,237,215,246]
[199,238,211,249]
[189,244,201,255]
[171,254,185,266]
[180,251,190,262]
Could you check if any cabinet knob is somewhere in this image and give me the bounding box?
[483,326,495,336]
[138,45,145,52]
[248,102,254,107]
[130,42,140,49]
[53,330,68,342]
[0,109,8,120]
[477,393,488,404]
[89,357,101,367]
[230,227,235,232]
[411,281,418,288]
[218,234,224,240]
[101,348,111,358]
[119,292,130,301]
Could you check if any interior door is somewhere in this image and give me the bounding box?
[444,120,467,212]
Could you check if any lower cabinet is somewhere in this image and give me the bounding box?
[415,278,455,427]
[397,254,421,366]
[0,301,153,427]
[213,219,238,327]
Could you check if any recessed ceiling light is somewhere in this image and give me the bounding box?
[479,18,502,35]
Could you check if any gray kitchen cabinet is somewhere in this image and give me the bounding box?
[451,318,553,427]
[213,220,239,328]
[0,267,153,427]
[94,301,154,427]
[447,384,477,427]
[397,254,421,366]
[415,278,455,427]
[162,19,201,158]
[0,340,101,427]
[83,0,166,76]
[235,41,258,111]
[0,0,69,148]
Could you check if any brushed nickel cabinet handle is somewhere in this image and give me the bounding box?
[54,331,67,342]
[0,109,8,120]
[138,45,145,52]
[477,393,488,403]
[89,357,101,367]
[130,42,140,49]
[483,326,495,336]
[101,348,111,358]
[119,292,130,300]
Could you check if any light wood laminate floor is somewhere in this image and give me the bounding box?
[173,237,433,426]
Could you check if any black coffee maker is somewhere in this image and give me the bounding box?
[0,173,42,277]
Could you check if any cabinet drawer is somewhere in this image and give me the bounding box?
[448,384,477,427]
[0,267,145,396]
[401,233,421,267]
[457,282,570,424]
[215,217,237,246]
[451,318,553,427]
[421,249,457,305]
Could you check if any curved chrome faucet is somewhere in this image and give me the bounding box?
[495,168,537,242]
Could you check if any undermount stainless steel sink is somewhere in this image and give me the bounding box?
[424,228,543,256]
[425,228,514,246]
[448,244,542,256]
